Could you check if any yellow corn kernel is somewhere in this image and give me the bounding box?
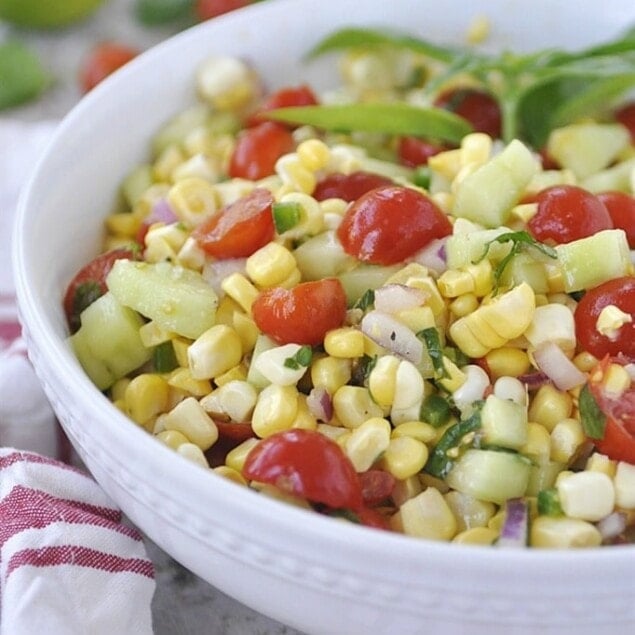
[110,378,130,403]
[124,374,170,427]
[251,384,299,438]
[556,471,615,521]
[391,475,423,507]
[213,295,241,329]
[246,242,297,288]
[213,465,248,485]
[602,362,631,397]
[428,148,462,182]
[324,327,365,359]
[392,420,438,444]
[221,273,259,314]
[585,453,617,478]
[528,384,573,432]
[105,212,142,238]
[345,417,391,472]
[395,305,436,333]
[311,355,352,395]
[184,129,235,166]
[214,364,248,386]
[530,516,602,548]
[487,510,506,532]
[316,423,348,440]
[460,132,492,166]
[291,394,318,431]
[176,442,210,468]
[225,438,260,473]
[382,436,429,480]
[332,385,385,429]
[363,334,389,358]
[437,357,466,393]
[296,138,331,171]
[319,197,348,217]
[449,293,479,318]
[367,355,400,407]
[153,144,186,182]
[196,56,258,111]
[573,351,599,373]
[510,202,538,224]
[453,527,498,545]
[167,176,219,226]
[443,490,496,532]
[550,417,586,464]
[113,398,127,414]
[172,153,222,184]
[484,347,531,379]
[544,262,565,293]
[447,319,489,358]
[232,311,259,354]
[130,182,170,219]
[188,324,243,380]
[464,259,494,297]
[138,321,175,348]
[520,422,552,465]
[276,154,316,195]
[614,462,635,510]
[200,379,257,422]
[163,396,219,450]
[390,487,457,541]
[437,269,474,298]
[156,429,190,450]
[166,367,212,397]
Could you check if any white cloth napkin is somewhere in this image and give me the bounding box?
[0,119,156,634]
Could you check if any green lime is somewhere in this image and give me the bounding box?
[0,0,106,29]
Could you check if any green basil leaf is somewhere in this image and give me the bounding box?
[266,103,472,144]
[416,327,449,379]
[0,41,50,110]
[578,383,607,440]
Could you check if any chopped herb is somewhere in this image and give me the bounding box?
[420,394,452,428]
[69,281,103,332]
[475,230,557,294]
[355,354,378,385]
[579,383,607,440]
[353,288,375,312]
[273,201,302,234]
[284,345,313,370]
[416,327,449,379]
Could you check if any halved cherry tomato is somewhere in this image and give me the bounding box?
[243,429,364,510]
[63,248,136,332]
[359,469,395,506]
[336,185,452,265]
[597,191,635,248]
[252,278,347,346]
[397,136,446,167]
[434,88,502,139]
[313,171,393,202]
[194,0,249,21]
[247,85,319,127]
[79,42,139,93]
[574,276,635,360]
[228,121,294,181]
[192,188,274,258]
[615,101,635,142]
[527,185,613,244]
[587,358,635,464]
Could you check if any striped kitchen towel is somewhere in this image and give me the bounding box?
[0,448,155,635]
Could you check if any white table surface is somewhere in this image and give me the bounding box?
[3,1,302,633]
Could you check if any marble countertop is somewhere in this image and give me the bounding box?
[3,1,301,633]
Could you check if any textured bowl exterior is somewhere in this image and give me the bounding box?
[13,1,635,633]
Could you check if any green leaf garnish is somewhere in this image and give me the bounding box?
[284,345,313,370]
[353,289,375,312]
[579,383,607,440]
[266,103,473,144]
[475,230,557,294]
[416,327,449,379]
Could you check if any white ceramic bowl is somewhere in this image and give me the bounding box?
[13,1,635,633]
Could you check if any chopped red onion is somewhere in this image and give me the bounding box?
[202,258,247,295]
[517,370,550,390]
[373,284,427,314]
[306,387,333,422]
[147,198,178,226]
[497,498,528,548]
[360,310,423,364]
[411,237,448,276]
[597,511,627,541]
[532,341,587,391]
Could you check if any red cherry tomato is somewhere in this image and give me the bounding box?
[574,276,635,360]
[359,469,395,506]
[596,191,635,248]
[242,429,364,510]
[397,136,446,167]
[228,121,294,181]
[588,358,635,464]
[194,0,249,20]
[252,278,347,346]
[192,188,274,258]
[63,248,136,332]
[615,102,635,142]
[434,88,502,138]
[336,185,452,265]
[527,185,613,244]
[313,171,393,202]
[79,42,139,93]
[247,85,319,127]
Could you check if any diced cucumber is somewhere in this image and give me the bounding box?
[452,140,540,228]
[480,395,528,450]
[338,264,401,306]
[445,226,512,269]
[499,252,549,294]
[106,260,218,339]
[246,333,278,390]
[526,462,565,497]
[445,449,531,504]
[293,231,357,281]
[69,292,151,390]
[547,123,630,180]
[555,229,631,293]
[581,158,635,194]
